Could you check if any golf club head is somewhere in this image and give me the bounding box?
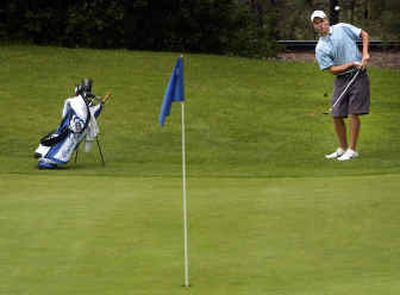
[322,107,332,115]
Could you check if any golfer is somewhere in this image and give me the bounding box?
[311,10,370,161]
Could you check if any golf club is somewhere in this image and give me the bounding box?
[323,68,361,115]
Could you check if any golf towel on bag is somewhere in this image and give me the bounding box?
[35,94,103,169]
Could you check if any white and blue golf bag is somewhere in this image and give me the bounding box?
[35,80,106,169]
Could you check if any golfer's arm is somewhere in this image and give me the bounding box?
[360,30,370,63]
[328,63,356,75]
[361,30,369,52]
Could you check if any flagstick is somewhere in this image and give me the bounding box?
[181,101,189,288]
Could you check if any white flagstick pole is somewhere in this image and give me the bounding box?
[181,101,189,288]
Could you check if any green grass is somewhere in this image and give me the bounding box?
[0,175,399,294]
[1,45,399,177]
[0,45,399,294]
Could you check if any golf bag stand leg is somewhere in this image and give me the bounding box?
[96,136,106,166]
[74,147,79,164]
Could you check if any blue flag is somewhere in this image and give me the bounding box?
[159,56,184,126]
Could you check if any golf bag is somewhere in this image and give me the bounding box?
[35,80,107,169]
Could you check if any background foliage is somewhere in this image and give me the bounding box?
[272,0,400,40]
[1,0,399,57]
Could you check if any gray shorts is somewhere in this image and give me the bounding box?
[331,70,370,118]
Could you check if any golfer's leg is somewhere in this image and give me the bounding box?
[334,117,348,150]
[349,114,360,151]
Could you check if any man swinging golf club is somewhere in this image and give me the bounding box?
[311,10,371,161]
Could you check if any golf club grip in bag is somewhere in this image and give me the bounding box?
[40,128,69,146]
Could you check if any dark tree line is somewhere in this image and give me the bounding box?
[1,0,399,57]
[1,0,278,57]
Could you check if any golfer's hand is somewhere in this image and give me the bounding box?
[361,53,370,69]
[352,61,363,69]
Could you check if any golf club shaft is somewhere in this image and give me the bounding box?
[331,69,360,110]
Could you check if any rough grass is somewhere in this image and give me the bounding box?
[0,45,399,177]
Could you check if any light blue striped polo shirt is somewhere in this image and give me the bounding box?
[315,23,362,74]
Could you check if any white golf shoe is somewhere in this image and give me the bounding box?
[337,149,359,161]
[325,148,345,159]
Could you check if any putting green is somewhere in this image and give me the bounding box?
[0,174,398,294]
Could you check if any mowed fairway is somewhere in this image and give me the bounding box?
[0,45,399,294]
